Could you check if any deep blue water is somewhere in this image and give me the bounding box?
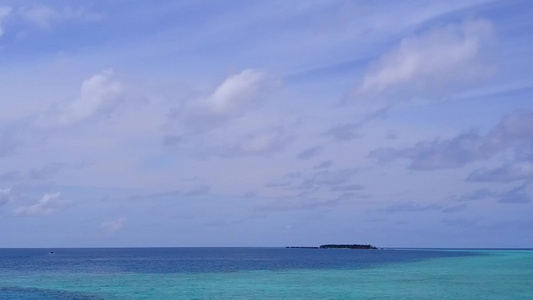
[0,247,476,274]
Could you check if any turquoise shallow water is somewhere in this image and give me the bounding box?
[0,248,531,299]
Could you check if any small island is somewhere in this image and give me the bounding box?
[320,244,377,250]
[286,244,378,250]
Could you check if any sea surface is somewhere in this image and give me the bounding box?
[0,247,531,299]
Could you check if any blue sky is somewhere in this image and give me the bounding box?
[0,0,532,248]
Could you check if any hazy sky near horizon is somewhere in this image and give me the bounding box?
[0,0,532,248]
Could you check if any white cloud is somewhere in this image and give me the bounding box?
[100,217,125,233]
[206,69,267,115]
[357,18,495,97]
[37,69,123,128]
[173,69,276,133]
[15,192,69,216]
[18,5,101,29]
[0,6,12,36]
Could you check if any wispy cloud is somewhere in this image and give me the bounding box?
[314,160,333,169]
[15,192,69,216]
[498,184,531,204]
[0,6,11,36]
[302,169,358,188]
[204,69,268,116]
[0,188,14,205]
[100,217,126,233]
[455,189,494,202]
[169,69,278,134]
[18,5,101,29]
[442,203,468,213]
[379,201,442,213]
[370,111,533,170]
[357,18,495,98]
[330,184,365,192]
[265,172,302,188]
[323,123,362,141]
[0,163,67,183]
[256,193,352,212]
[468,162,533,182]
[369,130,495,170]
[185,184,211,196]
[37,69,123,128]
[297,146,322,160]
[203,126,293,158]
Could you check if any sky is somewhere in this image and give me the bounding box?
[0,0,532,248]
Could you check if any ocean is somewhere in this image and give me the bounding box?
[0,248,531,299]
